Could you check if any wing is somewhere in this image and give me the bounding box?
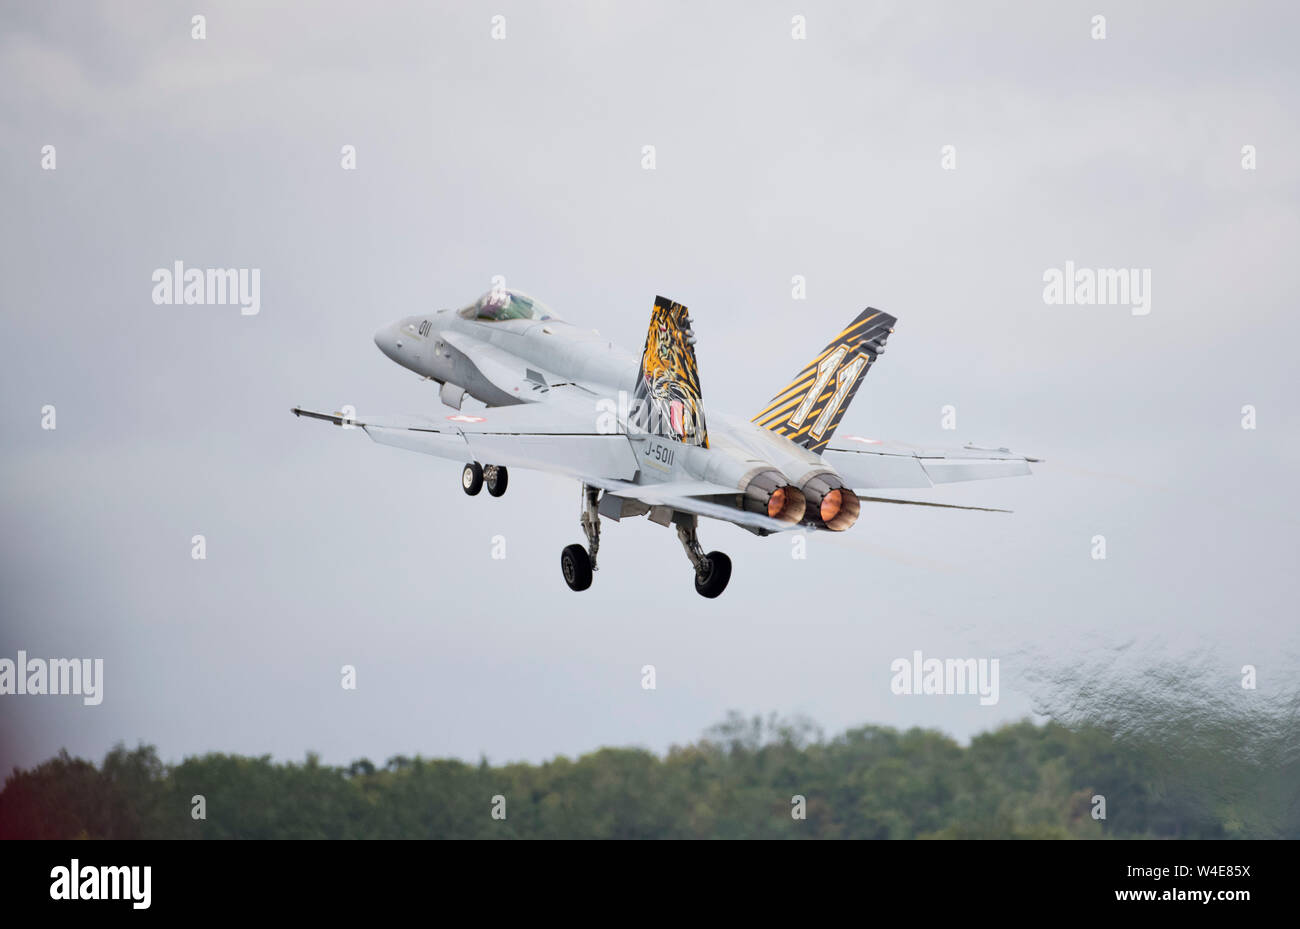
[292,399,639,481]
[291,402,793,532]
[823,436,1041,490]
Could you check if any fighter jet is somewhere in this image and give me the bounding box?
[293,289,1037,598]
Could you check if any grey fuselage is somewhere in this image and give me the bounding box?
[373,309,840,495]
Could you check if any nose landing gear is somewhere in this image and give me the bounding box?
[462,462,508,497]
[461,462,483,495]
[485,465,508,497]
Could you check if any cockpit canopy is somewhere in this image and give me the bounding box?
[459,289,556,323]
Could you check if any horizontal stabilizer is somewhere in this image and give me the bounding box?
[823,438,1037,490]
[857,495,1011,513]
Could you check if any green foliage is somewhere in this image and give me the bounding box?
[1,715,1293,839]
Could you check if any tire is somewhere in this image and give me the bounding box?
[694,551,732,598]
[485,465,509,497]
[461,462,483,496]
[560,543,593,591]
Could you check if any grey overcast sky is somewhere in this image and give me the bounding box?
[2,1,1297,773]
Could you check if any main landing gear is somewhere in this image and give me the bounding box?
[560,485,600,592]
[462,462,508,497]
[559,486,732,599]
[676,514,732,599]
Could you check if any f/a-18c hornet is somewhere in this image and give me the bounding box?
[294,289,1038,598]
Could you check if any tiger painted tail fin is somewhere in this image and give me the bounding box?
[629,296,708,448]
[752,308,895,454]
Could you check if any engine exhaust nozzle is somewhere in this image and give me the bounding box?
[801,475,860,531]
[742,470,807,524]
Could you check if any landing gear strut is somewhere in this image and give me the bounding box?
[560,484,600,592]
[676,514,732,599]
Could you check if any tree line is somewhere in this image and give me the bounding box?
[2,714,1293,839]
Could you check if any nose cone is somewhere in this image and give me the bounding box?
[373,323,400,361]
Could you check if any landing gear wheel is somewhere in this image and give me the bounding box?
[461,462,483,496]
[561,543,593,592]
[694,551,732,599]
[485,465,509,497]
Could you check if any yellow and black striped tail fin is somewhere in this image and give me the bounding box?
[752,308,895,454]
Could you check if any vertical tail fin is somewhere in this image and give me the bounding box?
[752,308,895,454]
[629,296,708,448]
